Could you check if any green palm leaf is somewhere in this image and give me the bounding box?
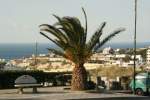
[94,28,125,51]
[87,22,106,51]
[39,8,125,64]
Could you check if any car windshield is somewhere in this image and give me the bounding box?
[137,78,146,84]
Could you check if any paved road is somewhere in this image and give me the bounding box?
[0,87,149,100]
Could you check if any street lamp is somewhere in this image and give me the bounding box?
[133,0,137,94]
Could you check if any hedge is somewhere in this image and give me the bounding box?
[0,70,72,89]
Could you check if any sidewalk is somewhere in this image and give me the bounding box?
[0,87,148,100]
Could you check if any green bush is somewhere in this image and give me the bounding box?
[0,70,45,89]
[0,70,72,89]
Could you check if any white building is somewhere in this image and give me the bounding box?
[115,54,126,58]
[147,47,150,64]
[103,47,114,54]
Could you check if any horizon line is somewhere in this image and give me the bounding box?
[0,42,150,44]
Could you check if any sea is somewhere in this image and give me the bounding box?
[0,42,150,60]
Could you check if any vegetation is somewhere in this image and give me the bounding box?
[126,48,147,60]
[39,8,125,90]
[136,48,147,60]
[0,61,6,70]
[0,70,44,88]
[0,70,71,89]
[89,66,133,79]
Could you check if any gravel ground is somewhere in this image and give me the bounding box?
[0,87,149,100]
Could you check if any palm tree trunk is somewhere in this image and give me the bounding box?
[71,63,87,90]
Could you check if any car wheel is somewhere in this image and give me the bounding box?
[135,88,144,96]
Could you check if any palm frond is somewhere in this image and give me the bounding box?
[47,48,67,58]
[40,32,59,46]
[87,22,106,51]
[82,7,88,48]
[40,32,66,50]
[39,8,125,64]
[39,24,68,43]
[94,28,125,51]
[61,17,84,41]
[53,15,74,31]
[53,15,84,47]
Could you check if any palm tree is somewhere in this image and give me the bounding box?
[39,8,125,90]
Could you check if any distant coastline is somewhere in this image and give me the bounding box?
[0,42,150,60]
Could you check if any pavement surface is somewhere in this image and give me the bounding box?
[0,87,149,100]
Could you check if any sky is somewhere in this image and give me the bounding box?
[0,0,150,43]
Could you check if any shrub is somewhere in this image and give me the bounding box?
[0,70,72,89]
[0,70,44,89]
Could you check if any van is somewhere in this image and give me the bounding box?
[129,72,150,95]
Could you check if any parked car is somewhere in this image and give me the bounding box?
[129,72,150,95]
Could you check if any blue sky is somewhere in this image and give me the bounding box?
[0,0,150,43]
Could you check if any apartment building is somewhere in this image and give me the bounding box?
[147,47,150,64]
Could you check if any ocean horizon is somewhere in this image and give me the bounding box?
[0,42,150,60]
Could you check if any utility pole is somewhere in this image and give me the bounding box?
[133,0,137,94]
[34,41,38,69]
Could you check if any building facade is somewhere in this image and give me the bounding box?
[147,47,150,64]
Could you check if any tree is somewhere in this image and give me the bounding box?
[39,8,125,90]
[136,48,147,60]
[0,61,6,70]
